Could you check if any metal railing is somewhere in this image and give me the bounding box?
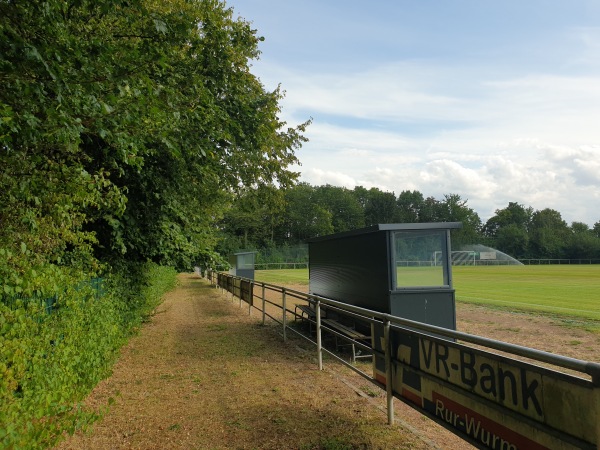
[254,262,309,270]
[520,258,600,265]
[206,271,600,384]
[204,270,600,448]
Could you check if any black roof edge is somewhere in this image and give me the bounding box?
[306,222,463,243]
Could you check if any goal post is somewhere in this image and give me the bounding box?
[433,250,476,266]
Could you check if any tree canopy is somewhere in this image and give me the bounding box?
[0,0,308,296]
[220,184,600,262]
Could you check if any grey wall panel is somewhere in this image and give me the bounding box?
[390,290,456,330]
[236,268,255,280]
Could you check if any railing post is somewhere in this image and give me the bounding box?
[248,281,253,316]
[261,284,266,326]
[282,288,287,342]
[384,318,394,425]
[594,375,600,449]
[316,299,323,371]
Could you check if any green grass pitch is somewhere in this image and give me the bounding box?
[255,265,600,321]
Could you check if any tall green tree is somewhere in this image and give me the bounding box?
[314,185,365,233]
[593,221,600,239]
[0,0,309,293]
[360,187,398,226]
[396,190,425,223]
[495,224,530,258]
[434,194,482,248]
[483,202,533,258]
[276,183,333,243]
[566,222,600,260]
[483,202,533,238]
[221,184,286,249]
[529,208,570,258]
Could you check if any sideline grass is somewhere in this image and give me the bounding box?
[255,266,600,321]
[453,265,600,320]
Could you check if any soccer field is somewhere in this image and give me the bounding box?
[453,265,600,320]
[255,265,600,321]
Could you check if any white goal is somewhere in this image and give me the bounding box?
[433,251,476,266]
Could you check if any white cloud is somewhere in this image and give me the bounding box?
[420,159,499,199]
[250,16,600,226]
[541,145,600,186]
[301,168,357,189]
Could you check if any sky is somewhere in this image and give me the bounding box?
[230,0,600,226]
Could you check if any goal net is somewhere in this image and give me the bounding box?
[433,251,476,266]
[434,245,523,266]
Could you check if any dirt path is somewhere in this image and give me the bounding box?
[56,274,472,450]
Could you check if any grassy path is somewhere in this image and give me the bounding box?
[56,274,469,450]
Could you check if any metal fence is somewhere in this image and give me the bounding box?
[0,278,105,315]
[204,270,600,449]
[254,262,309,270]
[520,258,600,265]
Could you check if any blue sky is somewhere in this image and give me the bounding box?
[231,0,600,226]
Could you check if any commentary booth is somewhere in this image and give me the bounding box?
[308,222,462,379]
[307,222,462,330]
[228,251,256,280]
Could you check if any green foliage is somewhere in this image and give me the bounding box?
[281,183,335,241]
[313,185,365,233]
[0,262,177,449]
[255,245,309,265]
[220,184,484,255]
[1,0,305,446]
[361,187,398,225]
[221,181,600,261]
[495,223,529,258]
[1,0,308,287]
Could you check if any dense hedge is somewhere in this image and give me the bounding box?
[0,263,177,449]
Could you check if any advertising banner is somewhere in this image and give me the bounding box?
[373,327,597,449]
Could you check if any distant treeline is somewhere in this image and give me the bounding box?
[218,183,600,261]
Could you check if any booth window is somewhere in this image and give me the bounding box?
[238,253,254,269]
[393,230,449,288]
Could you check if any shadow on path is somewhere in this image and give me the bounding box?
[55,274,458,450]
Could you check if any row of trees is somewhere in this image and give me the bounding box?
[1,0,308,297]
[219,183,600,261]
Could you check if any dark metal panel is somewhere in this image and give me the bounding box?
[390,290,456,330]
[236,268,255,280]
[309,231,391,312]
